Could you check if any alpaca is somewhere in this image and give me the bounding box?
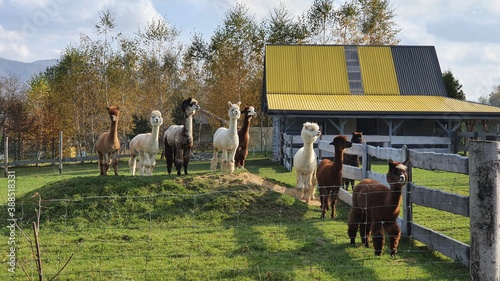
[343,132,363,190]
[129,110,163,176]
[293,122,321,203]
[211,101,241,174]
[347,159,409,257]
[316,135,352,219]
[96,106,121,176]
[164,98,200,176]
[234,106,257,169]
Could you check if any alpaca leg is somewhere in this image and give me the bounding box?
[319,189,329,219]
[150,154,156,176]
[165,143,174,175]
[296,173,305,200]
[111,152,119,176]
[100,153,110,176]
[329,193,339,219]
[221,150,229,173]
[174,149,184,176]
[182,148,191,175]
[349,179,355,190]
[210,149,219,172]
[228,149,236,174]
[347,207,361,244]
[385,222,401,257]
[129,155,137,176]
[342,178,348,190]
[360,221,371,248]
[371,222,384,256]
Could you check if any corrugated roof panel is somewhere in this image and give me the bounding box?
[266,94,500,114]
[265,46,300,94]
[265,45,350,95]
[391,46,447,96]
[358,46,400,95]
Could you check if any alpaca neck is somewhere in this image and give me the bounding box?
[182,114,194,142]
[240,116,251,135]
[109,119,118,141]
[303,141,315,155]
[228,116,238,137]
[150,125,160,144]
[333,147,345,173]
[387,183,404,211]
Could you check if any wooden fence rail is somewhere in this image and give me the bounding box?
[314,138,500,280]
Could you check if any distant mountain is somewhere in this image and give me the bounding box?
[0,57,58,82]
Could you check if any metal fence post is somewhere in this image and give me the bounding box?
[469,140,500,280]
[4,136,8,177]
[59,131,63,174]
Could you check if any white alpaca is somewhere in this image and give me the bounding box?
[211,101,241,174]
[293,122,321,202]
[129,110,163,176]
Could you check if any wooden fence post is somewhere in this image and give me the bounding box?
[469,140,500,280]
[401,145,412,236]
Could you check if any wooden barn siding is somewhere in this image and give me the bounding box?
[317,141,471,266]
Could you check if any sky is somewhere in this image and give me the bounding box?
[0,0,499,102]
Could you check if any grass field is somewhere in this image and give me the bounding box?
[0,153,470,280]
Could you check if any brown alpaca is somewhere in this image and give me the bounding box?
[234,106,257,169]
[343,132,363,190]
[96,106,120,176]
[347,159,409,257]
[316,135,352,219]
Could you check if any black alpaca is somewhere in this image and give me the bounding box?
[342,132,363,190]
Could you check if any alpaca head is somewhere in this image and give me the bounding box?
[227,101,241,120]
[242,106,257,119]
[150,110,163,127]
[182,98,200,117]
[107,106,120,122]
[351,131,363,144]
[386,159,409,188]
[330,135,352,151]
[300,122,321,143]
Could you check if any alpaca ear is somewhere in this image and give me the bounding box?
[228,101,232,107]
[237,101,241,107]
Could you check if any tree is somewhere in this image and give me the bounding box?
[206,3,264,120]
[442,70,465,100]
[265,3,309,44]
[485,85,500,107]
[306,0,336,44]
[357,0,401,45]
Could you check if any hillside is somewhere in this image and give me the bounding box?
[0,57,57,81]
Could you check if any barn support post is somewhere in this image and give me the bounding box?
[469,140,500,280]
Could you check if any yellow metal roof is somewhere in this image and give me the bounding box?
[358,46,400,95]
[265,94,500,114]
[265,45,350,94]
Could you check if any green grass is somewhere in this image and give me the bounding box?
[0,154,469,280]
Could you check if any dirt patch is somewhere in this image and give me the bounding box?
[237,172,321,207]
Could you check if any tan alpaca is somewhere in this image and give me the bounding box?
[96,106,120,176]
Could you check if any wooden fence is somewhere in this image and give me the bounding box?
[315,139,499,280]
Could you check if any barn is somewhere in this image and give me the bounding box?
[261,44,500,161]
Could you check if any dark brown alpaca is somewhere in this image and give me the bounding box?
[316,135,352,219]
[164,98,200,175]
[234,106,257,169]
[347,159,409,257]
[96,106,120,176]
[343,132,363,190]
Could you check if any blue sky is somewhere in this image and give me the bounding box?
[0,0,499,102]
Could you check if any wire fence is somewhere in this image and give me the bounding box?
[2,186,469,281]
